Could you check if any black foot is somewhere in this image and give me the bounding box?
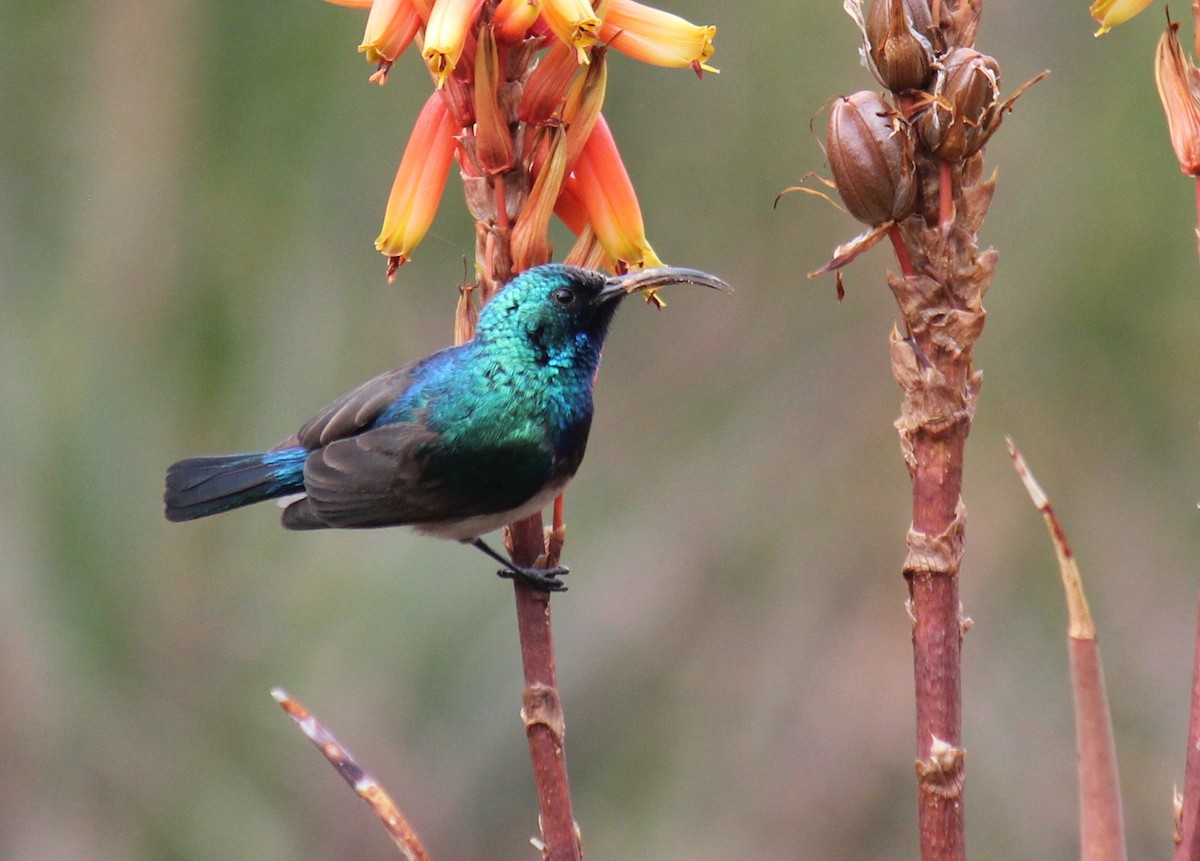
[497,565,570,593]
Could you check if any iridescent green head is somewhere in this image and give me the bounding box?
[475,263,730,362]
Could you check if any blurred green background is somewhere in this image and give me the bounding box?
[3,2,1199,859]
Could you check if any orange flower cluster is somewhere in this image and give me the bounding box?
[327,0,717,278]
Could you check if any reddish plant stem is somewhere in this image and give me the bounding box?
[1193,177,1200,266]
[475,110,579,858]
[888,225,916,278]
[909,426,967,861]
[1175,593,1200,861]
[508,516,581,861]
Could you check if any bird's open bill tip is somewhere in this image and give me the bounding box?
[602,267,732,301]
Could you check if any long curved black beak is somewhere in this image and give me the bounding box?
[592,267,732,305]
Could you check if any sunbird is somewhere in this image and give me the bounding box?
[164,264,728,591]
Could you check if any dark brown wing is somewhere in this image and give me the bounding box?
[271,361,423,452]
[282,421,440,529]
[281,421,556,531]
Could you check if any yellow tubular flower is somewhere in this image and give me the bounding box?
[1155,21,1200,175]
[568,113,662,269]
[376,93,460,267]
[540,0,601,62]
[599,0,716,72]
[1089,0,1154,35]
[423,0,485,87]
[360,0,423,67]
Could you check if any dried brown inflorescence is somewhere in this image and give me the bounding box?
[808,2,1042,859]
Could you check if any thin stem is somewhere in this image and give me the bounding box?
[474,68,580,853]
[909,427,967,861]
[508,516,581,861]
[495,172,511,234]
[1193,176,1200,267]
[1175,594,1200,861]
[272,689,434,861]
[888,224,917,277]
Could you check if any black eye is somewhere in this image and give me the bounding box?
[551,286,576,307]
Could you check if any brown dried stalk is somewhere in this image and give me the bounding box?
[1008,441,1127,861]
[272,689,434,861]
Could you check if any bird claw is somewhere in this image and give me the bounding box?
[497,565,570,593]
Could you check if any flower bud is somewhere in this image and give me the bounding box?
[865,0,933,92]
[914,48,1001,161]
[1155,20,1200,175]
[826,90,917,226]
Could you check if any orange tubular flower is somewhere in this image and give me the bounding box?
[376,93,461,269]
[567,113,662,269]
[599,0,717,73]
[1089,0,1154,35]
[494,0,542,43]
[324,0,372,7]
[423,0,486,87]
[360,0,423,68]
[541,0,601,62]
[1156,20,1200,176]
[554,180,590,235]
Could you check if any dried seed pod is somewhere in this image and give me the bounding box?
[866,0,934,92]
[937,0,982,49]
[1155,20,1200,176]
[827,90,917,226]
[915,47,1001,161]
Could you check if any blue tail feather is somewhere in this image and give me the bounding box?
[164,448,308,522]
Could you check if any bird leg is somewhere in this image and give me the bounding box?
[467,537,570,593]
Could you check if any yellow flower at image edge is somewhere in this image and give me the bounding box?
[600,0,717,72]
[1089,0,1153,35]
[376,93,460,267]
